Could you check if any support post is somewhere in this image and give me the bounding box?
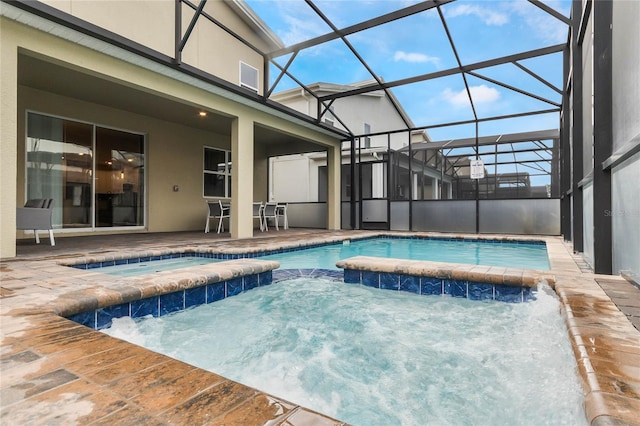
[0,31,18,258]
[231,116,254,239]
[349,137,356,229]
[326,144,341,230]
[561,44,572,241]
[571,0,584,252]
[592,0,613,274]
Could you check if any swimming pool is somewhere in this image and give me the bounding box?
[82,236,549,276]
[104,277,586,426]
[93,256,222,277]
[263,237,549,270]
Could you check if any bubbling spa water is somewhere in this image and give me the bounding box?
[104,278,587,426]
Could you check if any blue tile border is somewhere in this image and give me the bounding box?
[343,269,536,304]
[67,271,273,330]
[67,266,537,331]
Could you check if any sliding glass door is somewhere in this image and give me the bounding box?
[26,112,145,230]
[95,127,145,227]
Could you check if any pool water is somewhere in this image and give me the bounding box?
[94,237,549,276]
[99,256,221,277]
[104,278,586,426]
[263,237,549,270]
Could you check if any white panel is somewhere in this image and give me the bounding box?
[362,199,387,222]
[412,201,476,233]
[286,203,326,228]
[479,199,560,235]
[390,201,410,231]
[269,156,311,202]
[582,17,594,176]
[612,152,640,282]
[582,183,594,268]
[612,1,640,152]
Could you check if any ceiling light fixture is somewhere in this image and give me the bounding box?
[199,111,207,117]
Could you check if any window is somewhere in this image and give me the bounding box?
[204,147,231,198]
[364,123,371,148]
[26,112,145,229]
[239,62,259,92]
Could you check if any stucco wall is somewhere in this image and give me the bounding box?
[611,1,640,282]
[274,88,410,149]
[612,1,640,152]
[0,12,341,257]
[582,182,594,269]
[180,1,265,94]
[18,86,231,234]
[0,17,19,257]
[39,0,269,94]
[581,17,594,177]
[611,152,640,282]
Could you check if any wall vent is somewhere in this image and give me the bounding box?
[240,62,259,92]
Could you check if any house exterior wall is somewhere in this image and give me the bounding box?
[0,16,19,258]
[269,84,415,208]
[17,85,231,234]
[279,90,410,150]
[610,0,640,283]
[0,10,340,258]
[581,16,594,177]
[612,1,640,153]
[40,0,270,95]
[566,0,640,281]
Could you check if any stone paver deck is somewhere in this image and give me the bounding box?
[1,230,639,425]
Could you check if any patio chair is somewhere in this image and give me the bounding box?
[16,198,56,246]
[205,200,230,234]
[253,202,265,231]
[262,202,279,231]
[276,202,289,230]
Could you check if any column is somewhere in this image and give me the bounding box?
[231,116,254,239]
[0,33,18,258]
[592,0,613,274]
[571,0,584,252]
[326,144,341,230]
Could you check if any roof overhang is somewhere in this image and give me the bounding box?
[2,1,350,141]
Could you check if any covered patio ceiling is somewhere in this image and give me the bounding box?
[18,53,326,153]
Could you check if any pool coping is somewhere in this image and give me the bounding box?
[2,231,639,425]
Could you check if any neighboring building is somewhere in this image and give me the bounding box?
[268,81,454,205]
[1,0,345,258]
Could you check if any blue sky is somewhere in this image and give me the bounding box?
[246,0,571,141]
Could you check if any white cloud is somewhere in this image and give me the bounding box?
[506,1,569,43]
[446,4,509,26]
[393,51,440,66]
[442,85,500,107]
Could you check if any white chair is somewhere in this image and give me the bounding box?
[276,202,288,229]
[205,200,230,233]
[262,202,279,231]
[253,202,265,231]
[16,198,56,246]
